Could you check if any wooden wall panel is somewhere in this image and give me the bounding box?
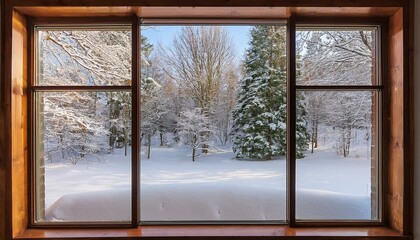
[11,9,28,237]
[406,0,415,235]
[0,0,5,238]
[388,8,404,233]
[1,3,12,240]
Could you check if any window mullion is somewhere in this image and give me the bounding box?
[286,15,297,227]
[131,16,141,227]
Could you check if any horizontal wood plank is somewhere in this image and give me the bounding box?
[8,0,410,7]
[15,6,401,18]
[15,226,411,239]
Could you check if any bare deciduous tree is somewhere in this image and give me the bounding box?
[161,26,235,153]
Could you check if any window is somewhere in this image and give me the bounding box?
[32,24,136,224]
[2,2,413,239]
[140,24,287,223]
[294,27,382,221]
[30,21,384,225]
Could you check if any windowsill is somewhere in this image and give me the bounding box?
[15,226,412,239]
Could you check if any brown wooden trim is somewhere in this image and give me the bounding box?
[286,15,296,227]
[294,16,389,25]
[131,15,140,227]
[140,221,287,225]
[28,16,133,26]
[8,0,409,7]
[402,1,414,235]
[295,86,383,91]
[10,9,30,238]
[14,6,402,19]
[0,0,6,237]
[26,223,133,229]
[14,225,411,239]
[379,17,390,229]
[388,8,405,233]
[31,86,132,92]
[0,0,413,237]
[2,3,13,240]
[294,221,384,227]
[28,16,36,228]
[141,18,287,25]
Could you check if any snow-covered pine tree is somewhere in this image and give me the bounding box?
[231,26,286,160]
[296,92,311,158]
[231,26,309,160]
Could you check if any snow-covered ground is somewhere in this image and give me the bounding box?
[44,142,374,222]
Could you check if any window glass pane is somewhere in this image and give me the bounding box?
[140,25,287,222]
[35,91,132,223]
[296,28,378,86]
[36,28,132,86]
[296,90,379,220]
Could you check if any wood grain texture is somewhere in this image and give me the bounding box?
[15,225,410,239]
[2,3,14,240]
[0,1,5,240]
[388,8,404,233]
[11,9,29,238]
[7,0,411,7]
[405,0,415,235]
[14,6,401,18]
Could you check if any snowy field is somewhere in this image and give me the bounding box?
[44,143,373,222]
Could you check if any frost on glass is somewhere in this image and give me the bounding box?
[296,91,379,220]
[35,91,132,223]
[36,29,132,86]
[139,25,288,222]
[296,29,378,86]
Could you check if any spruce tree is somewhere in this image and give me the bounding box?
[231,26,309,160]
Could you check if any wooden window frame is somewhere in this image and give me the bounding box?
[28,17,140,228]
[0,0,414,239]
[289,18,388,227]
[28,16,386,228]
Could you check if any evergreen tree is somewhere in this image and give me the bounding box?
[296,92,311,158]
[231,26,309,160]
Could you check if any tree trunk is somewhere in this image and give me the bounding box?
[342,126,351,157]
[202,143,209,154]
[147,133,151,159]
[124,128,128,156]
[192,135,197,162]
[201,126,209,153]
[314,119,318,148]
[81,129,86,159]
[192,146,196,162]
[108,92,114,149]
[160,132,164,147]
[311,119,316,153]
[60,134,65,159]
[341,128,347,157]
[346,126,351,157]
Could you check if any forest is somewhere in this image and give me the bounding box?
[37,25,375,163]
[36,24,379,222]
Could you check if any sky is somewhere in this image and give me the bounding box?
[141,25,252,60]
